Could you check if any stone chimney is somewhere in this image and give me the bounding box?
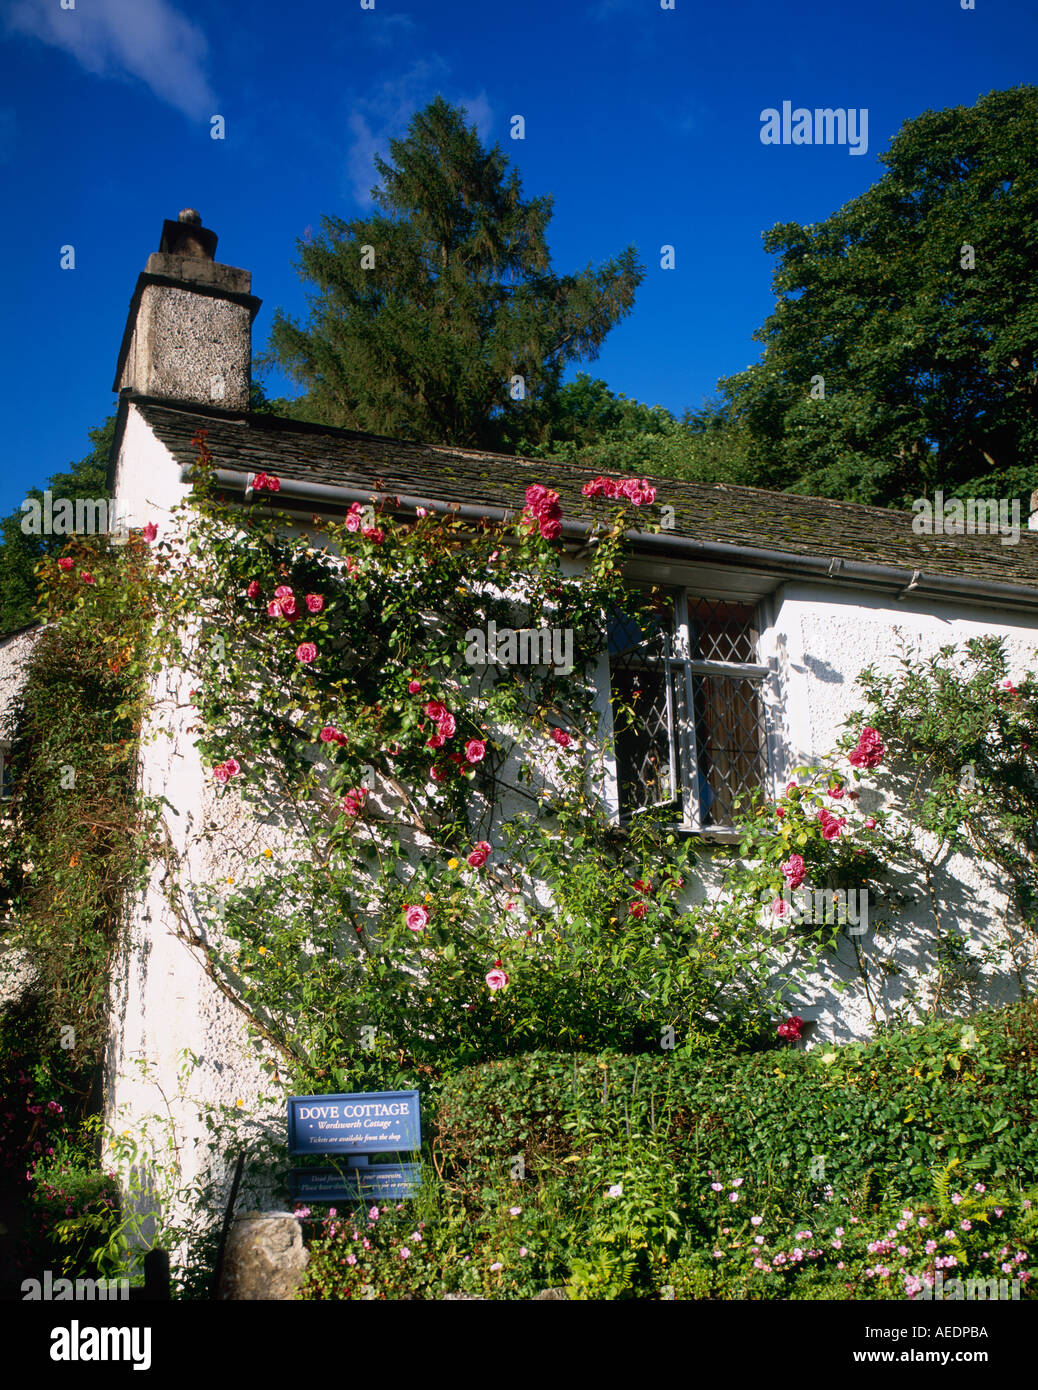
[113,209,261,411]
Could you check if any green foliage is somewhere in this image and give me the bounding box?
[0,417,114,635]
[259,97,643,449]
[716,86,1038,507]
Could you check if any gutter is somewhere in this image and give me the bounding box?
[179,461,1038,616]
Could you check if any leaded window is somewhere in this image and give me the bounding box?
[607,593,770,829]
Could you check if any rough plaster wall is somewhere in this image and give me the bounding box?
[0,626,42,739]
[106,410,280,1238]
[120,286,251,411]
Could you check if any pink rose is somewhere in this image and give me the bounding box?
[305,594,324,613]
[467,842,492,868]
[827,785,845,799]
[408,680,422,694]
[253,472,280,492]
[279,595,299,617]
[415,506,429,518]
[81,572,95,585]
[430,765,448,782]
[464,739,486,764]
[777,1015,803,1041]
[213,759,240,784]
[864,816,877,829]
[539,517,562,541]
[426,733,446,749]
[848,726,885,769]
[296,643,318,664]
[780,854,806,890]
[629,901,647,919]
[818,809,846,841]
[770,897,790,918]
[246,580,260,598]
[404,905,429,931]
[486,968,508,991]
[319,726,346,745]
[142,522,158,542]
[437,712,456,738]
[267,601,283,618]
[274,585,294,600]
[57,557,73,571]
[550,728,572,747]
[341,787,367,817]
[345,504,363,533]
[424,700,447,721]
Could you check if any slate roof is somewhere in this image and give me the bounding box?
[125,395,1038,596]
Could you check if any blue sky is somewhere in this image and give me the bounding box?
[0,0,1032,516]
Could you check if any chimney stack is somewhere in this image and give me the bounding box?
[114,209,261,411]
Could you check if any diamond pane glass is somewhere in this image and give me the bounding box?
[690,673,768,827]
[687,598,758,664]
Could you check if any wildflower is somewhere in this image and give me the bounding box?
[974,1183,986,1194]
[607,1185,623,1199]
[519,1247,528,1258]
[950,1193,963,1205]
[729,1192,739,1202]
[489,1261,503,1272]
[750,1215,763,1226]
[732,1178,743,1188]
[399,1247,411,1260]
[345,1253,357,1265]
[368,1206,379,1221]
[509,1206,521,1216]
[711,1182,723,1192]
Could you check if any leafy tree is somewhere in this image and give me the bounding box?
[717,86,1038,507]
[0,417,114,635]
[260,96,643,449]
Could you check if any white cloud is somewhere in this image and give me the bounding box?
[6,0,215,120]
[345,59,493,205]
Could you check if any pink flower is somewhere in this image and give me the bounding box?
[817,809,846,840]
[142,522,158,542]
[550,728,572,747]
[486,967,508,991]
[997,678,1018,694]
[274,585,293,600]
[780,855,806,890]
[437,712,457,738]
[424,700,447,721]
[253,472,280,492]
[246,580,260,598]
[827,785,845,799]
[777,1015,803,1041]
[305,594,324,613]
[632,879,652,895]
[408,680,422,694]
[464,739,486,764]
[426,733,446,749]
[341,787,367,817]
[368,1206,379,1221]
[345,504,363,533]
[57,557,73,571]
[212,759,241,784]
[629,901,647,919]
[848,726,885,769]
[404,905,429,931]
[362,526,385,544]
[280,594,299,617]
[430,766,448,783]
[521,484,563,540]
[864,816,877,829]
[467,842,491,868]
[415,507,428,518]
[319,726,346,745]
[296,642,318,664]
[345,1253,357,1265]
[81,572,95,585]
[267,601,283,618]
[770,897,790,918]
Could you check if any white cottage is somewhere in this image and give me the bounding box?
[42,208,1036,1202]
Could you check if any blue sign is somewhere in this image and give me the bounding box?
[290,1164,422,1203]
[287,1090,421,1157]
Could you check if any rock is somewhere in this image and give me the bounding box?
[532,1286,568,1300]
[441,1292,485,1300]
[217,1211,309,1300]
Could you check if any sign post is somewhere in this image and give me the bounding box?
[287,1090,422,1203]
